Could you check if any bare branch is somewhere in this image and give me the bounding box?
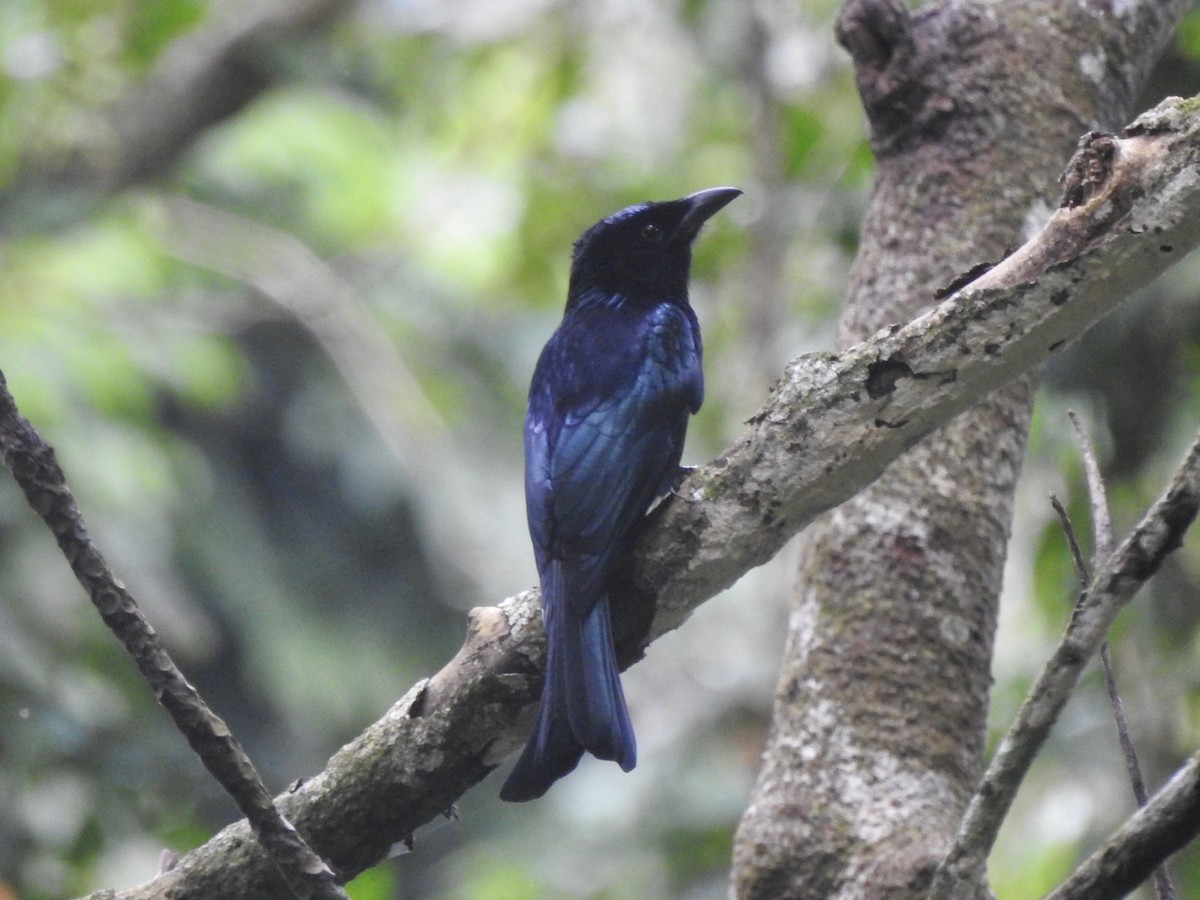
[1068,411,1175,900]
[1049,492,1089,587]
[0,371,348,900]
[1069,410,1115,560]
[1045,750,1200,900]
[929,427,1200,897]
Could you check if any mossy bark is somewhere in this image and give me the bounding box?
[732,1,1187,897]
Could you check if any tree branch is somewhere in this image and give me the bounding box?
[1069,410,1115,562]
[74,94,1200,899]
[1048,483,1174,899]
[928,426,1200,897]
[1045,750,1200,899]
[639,97,1200,644]
[0,371,348,900]
[1068,411,1175,899]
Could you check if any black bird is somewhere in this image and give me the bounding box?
[500,187,741,802]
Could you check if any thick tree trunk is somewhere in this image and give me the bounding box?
[731,1,1186,897]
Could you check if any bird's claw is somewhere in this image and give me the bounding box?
[668,465,697,499]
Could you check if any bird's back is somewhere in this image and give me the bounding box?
[525,297,701,578]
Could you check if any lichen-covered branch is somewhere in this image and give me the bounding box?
[76,91,1200,899]
[645,97,1200,643]
[929,427,1200,897]
[0,372,347,900]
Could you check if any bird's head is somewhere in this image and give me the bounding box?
[567,187,741,307]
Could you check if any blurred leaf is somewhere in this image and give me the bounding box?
[195,87,398,247]
[663,822,733,891]
[989,834,1079,898]
[455,859,549,900]
[345,864,395,900]
[780,105,823,178]
[122,0,205,69]
[1176,9,1200,61]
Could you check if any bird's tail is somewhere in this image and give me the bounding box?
[499,562,636,802]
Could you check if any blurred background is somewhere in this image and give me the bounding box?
[2,1,1200,897]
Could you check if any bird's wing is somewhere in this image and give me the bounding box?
[525,303,701,588]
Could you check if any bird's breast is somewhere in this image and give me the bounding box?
[643,303,698,363]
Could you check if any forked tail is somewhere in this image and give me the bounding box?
[500,563,635,801]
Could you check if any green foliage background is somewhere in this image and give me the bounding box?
[1,1,1200,897]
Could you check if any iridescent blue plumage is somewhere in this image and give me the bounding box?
[500,187,740,802]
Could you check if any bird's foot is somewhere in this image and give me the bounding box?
[667,465,697,499]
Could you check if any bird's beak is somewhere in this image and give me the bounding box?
[677,186,742,237]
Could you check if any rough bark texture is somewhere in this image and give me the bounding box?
[731,1,1187,897]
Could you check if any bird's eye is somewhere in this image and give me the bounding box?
[641,223,664,242]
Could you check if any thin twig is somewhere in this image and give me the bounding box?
[1050,488,1158,807]
[1068,411,1114,560]
[1049,492,1089,586]
[1097,644,1156,806]
[1050,488,1154,807]
[1068,411,1175,900]
[929,426,1200,898]
[0,370,347,900]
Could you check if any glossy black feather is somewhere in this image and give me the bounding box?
[500,187,740,802]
